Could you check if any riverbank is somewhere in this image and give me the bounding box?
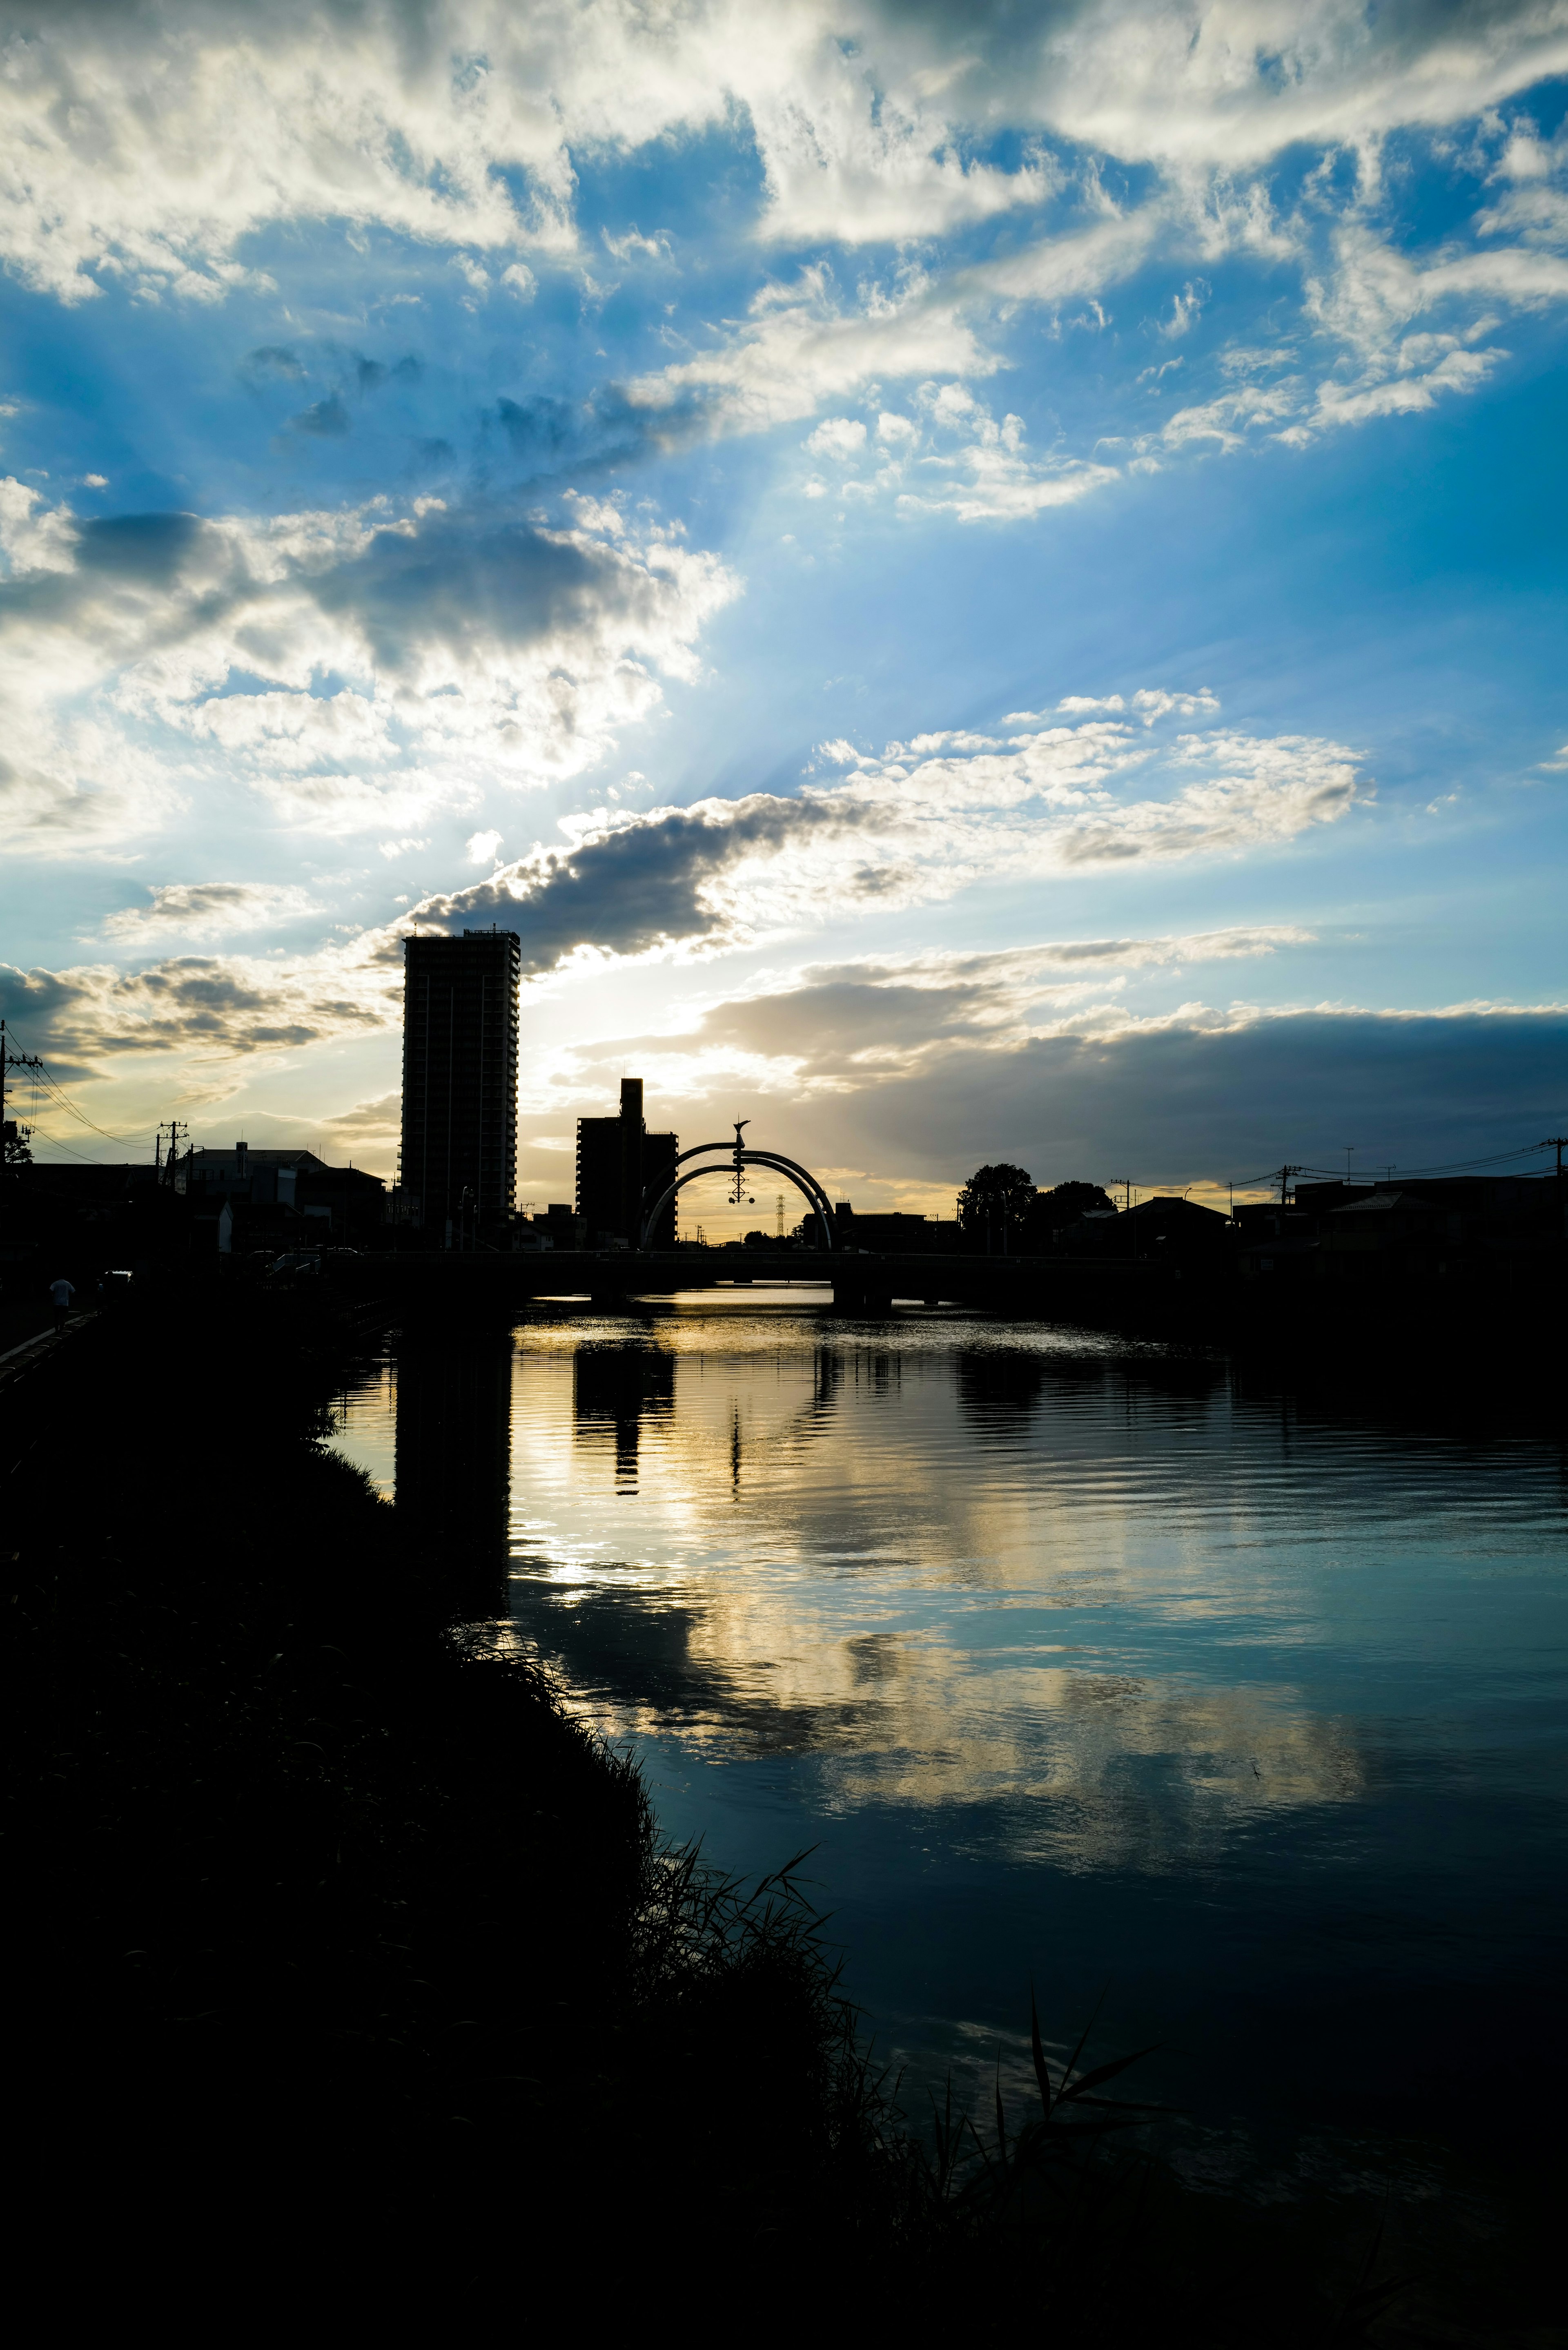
[7,1292,898,2285]
[7,1290,1559,2334]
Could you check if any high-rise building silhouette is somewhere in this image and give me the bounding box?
[401,928,520,1242]
[576,1076,677,1246]
[394,1336,513,1612]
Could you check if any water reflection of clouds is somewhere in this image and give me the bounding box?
[482,1316,1390,1867]
[523,1574,1364,1868]
[818,1670,1366,1872]
[329,1309,1560,1883]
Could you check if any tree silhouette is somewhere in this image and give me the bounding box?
[958,1162,1035,1240]
[1038,1180,1114,1220]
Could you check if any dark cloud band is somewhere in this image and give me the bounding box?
[411,794,871,972]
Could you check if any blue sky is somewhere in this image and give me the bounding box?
[1,0,1564,1217]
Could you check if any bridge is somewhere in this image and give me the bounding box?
[317,1245,1201,1331]
[316,1125,1212,1329]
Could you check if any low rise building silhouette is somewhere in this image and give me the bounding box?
[575,1077,677,1247]
[800,1203,958,1252]
[184,1145,385,1250]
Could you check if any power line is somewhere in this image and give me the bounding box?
[22,1122,107,1166]
[1230,1137,1557,1189]
[32,1067,149,1149]
[40,1098,149,1153]
[2,1019,151,1150]
[1299,1142,1552,1179]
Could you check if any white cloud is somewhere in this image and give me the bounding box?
[802,719,1363,880]
[100,881,326,943]
[1154,378,1305,453]
[0,475,76,573]
[450,253,491,301]
[0,4,580,305]
[809,386,1121,525]
[602,227,672,263]
[465,827,504,864]
[905,403,1120,524]
[624,265,996,437]
[803,416,868,460]
[745,38,1056,245]
[1311,343,1504,429]
[1158,281,1207,338]
[1143,216,1539,454]
[1002,2,1568,171]
[1131,689,1220,726]
[1475,113,1568,244]
[0,482,739,855]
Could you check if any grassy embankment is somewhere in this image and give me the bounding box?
[7,1287,1558,2337]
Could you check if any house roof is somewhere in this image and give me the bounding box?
[1128,1194,1226,1221]
[188,1148,331,1170]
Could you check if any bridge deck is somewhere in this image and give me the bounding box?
[324,1247,1182,1310]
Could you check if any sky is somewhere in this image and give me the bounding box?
[1,0,1564,1226]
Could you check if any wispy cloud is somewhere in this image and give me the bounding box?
[100,881,326,942]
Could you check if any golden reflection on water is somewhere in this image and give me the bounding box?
[325,1304,1499,1871]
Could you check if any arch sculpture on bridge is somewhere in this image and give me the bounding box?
[639,1123,838,1251]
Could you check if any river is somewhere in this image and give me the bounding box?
[329,1288,1567,2152]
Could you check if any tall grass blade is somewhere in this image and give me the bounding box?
[1029,1984,1053,2118]
[1060,1987,1106,2090]
[1056,2046,1162,2102]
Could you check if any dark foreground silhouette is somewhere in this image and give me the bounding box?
[8,1291,1558,2338]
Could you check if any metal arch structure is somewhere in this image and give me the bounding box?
[641,1155,836,1251]
[640,1125,838,1251]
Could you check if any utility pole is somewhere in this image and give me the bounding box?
[1276,1163,1301,1208]
[1,1019,45,1165]
[156,1120,187,1187]
[1543,1137,1568,1233]
[1344,1145,1355,1183]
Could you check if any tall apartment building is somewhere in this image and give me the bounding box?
[575,1077,677,1247]
[401,928,520,1243]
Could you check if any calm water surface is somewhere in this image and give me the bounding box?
[331,1293,1567,2137]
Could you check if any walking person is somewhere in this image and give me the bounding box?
[49,1274,75,1333]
